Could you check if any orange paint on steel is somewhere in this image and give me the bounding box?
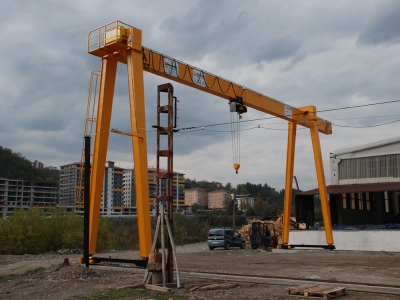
[282,121,297,245]
[126,26,152,258]
[89,56,117,254]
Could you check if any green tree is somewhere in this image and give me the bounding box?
[190,203,201,214]
[246,206,255,216]
[250,197,270,217]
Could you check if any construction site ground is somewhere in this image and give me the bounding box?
[1,243,399,300]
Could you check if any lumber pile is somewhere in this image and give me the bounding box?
[238,215,297,244]
[185,282,238,292]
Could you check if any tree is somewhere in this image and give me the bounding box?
[252,197,270,216]
[190,203,201,214]
[225,198,238,215]
[246,206,255,216]
[0,146,59,183]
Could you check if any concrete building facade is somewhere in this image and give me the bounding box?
[101,161,124,216]
[208,189,231,210]
[59,163,185,216]
[147,168,186,214]
[236,195,255,211]
[184,187,208,207]
[59,162,82,208]
[0,178,58,217]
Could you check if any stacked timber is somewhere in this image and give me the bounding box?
[238,215,297,244]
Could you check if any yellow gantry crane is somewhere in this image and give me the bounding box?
[86,20,334,261]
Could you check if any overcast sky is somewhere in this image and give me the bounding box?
[1,0,400,191]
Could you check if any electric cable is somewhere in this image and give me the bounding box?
[176,99,400,132]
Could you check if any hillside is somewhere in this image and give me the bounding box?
[0,146,59,184]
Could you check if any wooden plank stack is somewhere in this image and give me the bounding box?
[238,215,297,244]
[286,284,347,299]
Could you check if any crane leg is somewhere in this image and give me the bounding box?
[309,120,334,245]
[126,26,152,259]
[89,56,118,255]
[282,121,297,245]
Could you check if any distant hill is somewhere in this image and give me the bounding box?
[0,146,59,184]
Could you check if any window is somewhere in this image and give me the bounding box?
[384,191,390,213]
[339,154,400,180]
[343,192,374,211]
[350,193,356,210]
[342,193,347,209]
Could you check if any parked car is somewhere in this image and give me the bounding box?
[207,228,246,250]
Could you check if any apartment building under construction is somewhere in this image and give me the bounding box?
[59,162,185,216]
[0,178,57,217]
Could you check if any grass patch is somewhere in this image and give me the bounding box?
[0,275,14,282]
[24,266,46,275]
[75,288,187,300]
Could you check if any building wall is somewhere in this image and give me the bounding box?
[289,230,400,252]
[330,191,399,225]
[0,178,57,217]
[208,190,230,210]
[184,188,208,207]
[330,137,400,185]
[147,169,185,211]
[59,163,81,207]
[236,196,255,211]
[100,161,124,216]
[59,162,185,216]
[32,160,44,169]
[123,170,135,208]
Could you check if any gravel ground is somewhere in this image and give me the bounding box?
[1,243,399,299]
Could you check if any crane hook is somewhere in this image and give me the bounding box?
[234,163,240,174]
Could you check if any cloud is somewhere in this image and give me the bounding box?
[1,0,400,191]
[358,1,400,46]
[255,35,303,62]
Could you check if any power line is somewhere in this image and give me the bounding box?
[177,99,400,132]
[318,99,400,113]
[334,118,400,128]
[109,99,400,134]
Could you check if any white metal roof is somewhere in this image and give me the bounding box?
[330,136,400,157]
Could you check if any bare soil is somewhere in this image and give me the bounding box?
[1,243,399,299]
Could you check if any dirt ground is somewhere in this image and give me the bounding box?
[1,243,400,299]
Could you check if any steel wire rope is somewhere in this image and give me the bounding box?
[114,111,400,135]
[230,112,235,166]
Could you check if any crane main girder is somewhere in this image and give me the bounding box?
[88,22,332,134]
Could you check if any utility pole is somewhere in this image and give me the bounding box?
[232,193,236,228]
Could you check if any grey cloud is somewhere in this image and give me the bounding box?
[157,2,250,60]
[358,1,400,45]
[255,35,303,62]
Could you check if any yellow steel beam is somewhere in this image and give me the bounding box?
[89,56,117,255]
[141,48,332,135]
[282,121,297,245]
[126,26,152,258]
[302,106,334,245]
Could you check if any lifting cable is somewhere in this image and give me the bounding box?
[229,98,247,174]
[230,108,241,174]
